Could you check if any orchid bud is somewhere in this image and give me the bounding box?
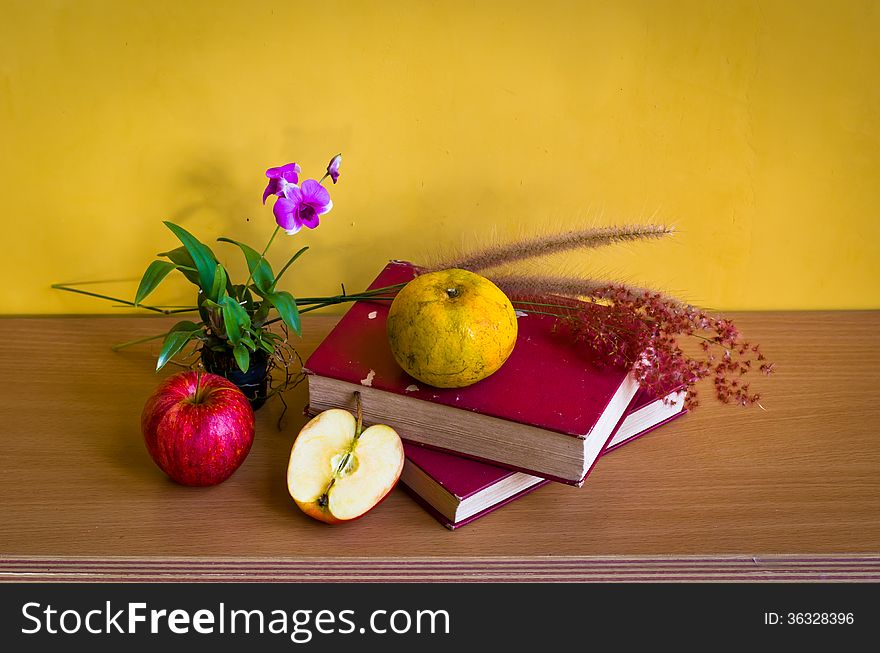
[326,154,342,184]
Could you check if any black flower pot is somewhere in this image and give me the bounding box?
[201,347,270,411]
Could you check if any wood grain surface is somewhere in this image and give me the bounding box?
[1,312,878,582]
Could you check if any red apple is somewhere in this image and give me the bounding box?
[287,404,404,523]
[141,371,255,486]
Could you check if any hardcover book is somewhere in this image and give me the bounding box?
[400,387,686,529]
[605,387,687,452]
[305,261,643,485]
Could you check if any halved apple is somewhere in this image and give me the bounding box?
[287,399,404,523]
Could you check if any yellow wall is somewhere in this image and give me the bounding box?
[2,0,878,313]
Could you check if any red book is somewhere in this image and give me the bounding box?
[604,387,687,452]
[305,261,641,485]
[401,387,686,529]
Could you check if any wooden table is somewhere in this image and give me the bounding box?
[1,312,878,582]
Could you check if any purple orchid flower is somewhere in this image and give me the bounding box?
[326,154,342,184]
[273,179,333,234]
[262,163,302,204]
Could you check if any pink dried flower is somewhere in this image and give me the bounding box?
[512,286,773,410]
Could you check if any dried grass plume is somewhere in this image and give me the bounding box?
[425,223,674,273]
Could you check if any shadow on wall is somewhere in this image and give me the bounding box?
[154,155,579,311]
[273,181,503,304]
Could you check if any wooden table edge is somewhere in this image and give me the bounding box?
[2,555,878,583]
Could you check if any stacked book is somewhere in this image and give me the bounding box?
[304,261,686,528]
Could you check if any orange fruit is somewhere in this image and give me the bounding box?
[386,269,518,388]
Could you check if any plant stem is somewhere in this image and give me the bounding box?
[293,297,341,305]
[194,369,204,404]
[111,332,168,351]
[110,305,199,314]
[299,303,333,314]
[360,282,407,294]
[294,294,397,305]
[264,302,328,327]
[518,309,568,318]
[52,284,174,315]
[353,391,363,439]
[511,299,592,309]
[306,295,397,307]
[263,295,396,327]
[293,283,405,304]
[244,225,280,288]
[272,246,309,289]
[164,307,201,314]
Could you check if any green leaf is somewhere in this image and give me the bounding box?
[233,343,250,373]
[156,321,202,371]
[220,296,250,345]
[233,284,256,312]
[240,334,256,351]
[252,299,271,326]
[164,222,218,291]
[217,237,275,293]
[264,290,301,336]
[257,338,275,354]
[209,264,228,303]
[158,246,201,285]
[170,319,201,333]
[272,246,309,290]
[135,260,177,306]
